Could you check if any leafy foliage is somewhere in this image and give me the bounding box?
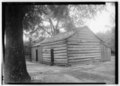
[23,4,105,46]
[69,5,105,26]
[23,5,69,45]
[97,27,115,53]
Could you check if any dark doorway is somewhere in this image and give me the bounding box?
[36,49,38,61]
[50,49,54,66]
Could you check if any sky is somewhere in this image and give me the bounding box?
[86,3,115,33]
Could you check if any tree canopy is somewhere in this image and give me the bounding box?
[23,4,105,46]
[97,27,115,53]
[69,5,105,26]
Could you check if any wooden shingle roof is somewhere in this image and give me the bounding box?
[33,31,75,46]
[33,26,110,48]
[41,31,75,44]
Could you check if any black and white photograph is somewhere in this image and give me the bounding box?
[2,1,118,84]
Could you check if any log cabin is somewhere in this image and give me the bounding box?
[31,26,111,66]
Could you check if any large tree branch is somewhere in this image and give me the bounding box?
[38,25,52,36]
[49,18,55,35]
[55,19,60,30]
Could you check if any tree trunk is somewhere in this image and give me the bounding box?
[4,5,31,83]
[49,18,60,36]
[29,37,32,61]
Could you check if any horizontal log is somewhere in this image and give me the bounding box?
[54,50,67,53]
[68,49,101,52]
[54,61,67,63]
[43,57,51,59]
[68,44,100,47]
[68,56,101,59]
[42,54,50,57]
[69,59,91,63]
[68,55,101,58]
[68,49,101,51]
[68,54,101,57]
[67,44,100,47]
[42,44,66,49]
[54,47,67,50]
[67,42,100,45]
[68,47,100,49]
[42,56,50,58]
[69,57,92,60]
[68,46,100,49]
[69,59,99,63]
[54,53,67,56]
[43,52,101,57]
[43,54,50,56]
[54,59,67,61]
[42,61,68,65]
[43,56,67,59]
[42,59,67,63]
[54,59,67,62]
[54,55,67,58]
[54,56,67,59]
[42,49,67,53]
[68,48,101,51]
[54,57,67,59]
[42,47,67,52]
[42,49,50,53]
[42,60,50,62]
[68,57,101,62]
[43,53,50,55]
[43,57,67,59]
[55,58,67,59]
[68,45,100,48]
[54,49,67,51]
[68,53,101,56]
[68,47,101,51]
[68,51,101,54]
[43,59,50,62]
[42,48,50,51]
[43,54,67,58]
[43,52,67,56]
[68,57,101,60]
[68,48,100,51]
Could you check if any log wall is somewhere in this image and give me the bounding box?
[31,46,43,62]
[41,40,68,64]
[31,47,37,61]
[67,42,101,64]
[67,28,102,64]
[31,27,111,65]
[101,43,111,61]
[38,46,43,62]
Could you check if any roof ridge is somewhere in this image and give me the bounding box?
[33,31,75,46]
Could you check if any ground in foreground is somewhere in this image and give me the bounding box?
[26,56,115,84]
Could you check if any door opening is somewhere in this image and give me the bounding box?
[36,49,38,61]
[50,49,54,66]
